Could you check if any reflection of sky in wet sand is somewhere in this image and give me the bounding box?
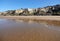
[0,19,60,41]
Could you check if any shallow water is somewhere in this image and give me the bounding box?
[0,19,60,41]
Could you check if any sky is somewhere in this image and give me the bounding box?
[0,0,60,12]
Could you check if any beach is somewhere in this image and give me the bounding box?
[0,16,60,41]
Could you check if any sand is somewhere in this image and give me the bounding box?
[0,16,60,21]
[0,17,60,41]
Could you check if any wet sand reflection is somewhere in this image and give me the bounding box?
[0,19,60,41]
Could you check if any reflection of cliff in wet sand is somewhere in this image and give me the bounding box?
[0,16,60,26]
[15,19,60,26]
[0,16,60,41]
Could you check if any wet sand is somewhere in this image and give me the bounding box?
[0,17,60,41]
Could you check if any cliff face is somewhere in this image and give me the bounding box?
[0,4,60,16]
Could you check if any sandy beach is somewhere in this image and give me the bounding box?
[0,16,60,21]
[0,16,60,41]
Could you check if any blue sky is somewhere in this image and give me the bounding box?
[0,0,60,12]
